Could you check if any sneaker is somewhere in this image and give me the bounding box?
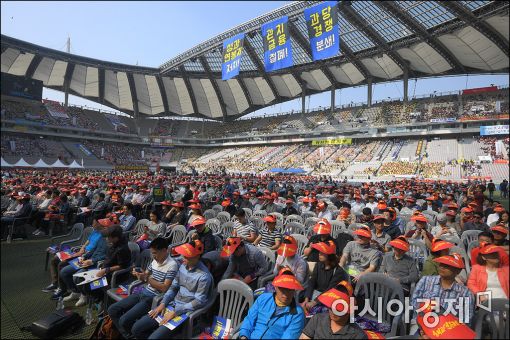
[50,288,65,300]
[42,283,58,293]
[32,228,41,235]
[63,292,80,302]
[75,294,87,307]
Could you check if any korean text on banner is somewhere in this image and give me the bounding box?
[305,1,339,61]
[262,16,293,72]
[480,125,509,136]
[222,33,245,80]
[312,138,352,146]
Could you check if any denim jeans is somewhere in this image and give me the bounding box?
[59,265,85,293]
[131,313,184,339]
[108,293,155,338]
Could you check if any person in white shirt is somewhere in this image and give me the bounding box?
[487,205,505,227]
[300,197,312,214]
[431,214,459,239]
[316,201,333,221]
[350,195,365,217]
[365,195,378,214]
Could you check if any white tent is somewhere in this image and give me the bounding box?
[68,160,83,168]
[1,157,13,167]
[50,159,68,168]
[33,159,50,168]
[13,158,31,167]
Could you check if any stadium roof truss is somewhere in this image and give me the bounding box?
[1,0,508,121]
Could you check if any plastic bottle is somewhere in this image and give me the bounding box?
[85,307,93,325]
[56,296,64,310]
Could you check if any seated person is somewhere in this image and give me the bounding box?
[201,250,229,286]
[382,208,403,239]
[339,226,382,283]
[468,243,509,300]
[491,224,509,252]
[273,235,308,287]
[221,237,268,290]
[411,253,474,334]
[379,236,419,295]
[239,269,305,339]
[303,240,349,314]
[463,211,490,232]
[131,240,213,339]
[190,216,216,254]
[405,213,433,248]
[371,214,391,252]
[253,215,282,250]
[422,238,453,277]
[470,231,509,266]
[1,194,31,240]
[281,199,299,216]
[232,209,258,243]
[300,281,366,339]
[108,238,177,339]
[303,219,335,262]
[76,225,131,310]
[431,213,459,239]
[118,203,136,232]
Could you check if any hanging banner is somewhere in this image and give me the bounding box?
[312,138,352,146]
[305,1,339,61]
[222,33,245,80]
[480,125,509,136]
[262,16,293,72]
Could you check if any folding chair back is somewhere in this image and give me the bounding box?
[218,279,254,333]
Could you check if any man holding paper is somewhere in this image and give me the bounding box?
[131,240,213,339]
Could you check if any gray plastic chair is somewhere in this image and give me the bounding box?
[214,235,223,251]
[242,208,253,219]
[301,211,316,220]
[212,205,223,215]
[130,219,150,241]
[168,225,187,247]
[249,216,264,231]
[474,298,509,339]
[354,272,405,337]
[270,212,284,226]
[290,233,309,258]
[45,223,86,271]
[460,230,481,252]
[284,222,306,235]
[220,221,235,238]
[285,214,303,224]
[206,218,221,234]
[216,211,231,225]
[407,239,429,271]
[252,210,267,219]
[304,217,319,231]
[204,209,217,220]
[439,234,461,246]
[330,220,346,237]
[217,279,254,335]
[421,210,437,226]
[467,240,479,261]
[256,246,275,288]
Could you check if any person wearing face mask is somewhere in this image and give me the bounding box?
[339,226,382,284]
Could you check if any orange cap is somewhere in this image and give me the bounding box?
[311,240,336,255]
[272,268,304,291]
[353,226,372,238]
[263,215,276,223]
[190,216,206,227]
[433,253,465,269]
[412,214,428,223]
[313,219,332,235]
[98,218,115,228]
[277,236,298,257]
[317,288,350,312]
[446,210,456,217]
[389,236,410,252]
[479,244,502,255]
[220,237,242,257]
[491,225,509,235]
[189,203,202,210]
[430,238,454,252]
[175,240,204,257]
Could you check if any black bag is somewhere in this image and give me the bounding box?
[30,309,84,339]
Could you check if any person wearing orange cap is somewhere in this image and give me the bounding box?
[421,238,454,277]
[411,253,475,331]
[491,224,510,251]
[445,209,461,234]
[261,194,279,214]
[336,206,354,226]
[371,214,391,253]
[232,209,258,243]
[221,237,268,289]
[186,203,203,228]
[281,198,299,216]
[316,200,333,221]
[254,215,282,250]
[273,235,308,287]
[340,226,381,283]
[405,214,433,247]
[190,216,216,254]
[300,281,366,339]
[463,211,490,233]
[303,240,349,314]
[382,207,404,239]
[430,213,459,240]
[132,240,213,339]
[380,236,419,295]
[468,243,509,300]
[303,219,335,262]
[162,201,186,230]
[239,269,305,339]
[221,197,236,217]
[486,204,506,227]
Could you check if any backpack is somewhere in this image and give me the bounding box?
[89,315,120,340]
[29,309,83,339]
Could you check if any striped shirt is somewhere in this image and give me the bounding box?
[233,221,258,240]
[143,255,178,296]
[258,227,282,248]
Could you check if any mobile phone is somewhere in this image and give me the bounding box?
[135,267,143,273]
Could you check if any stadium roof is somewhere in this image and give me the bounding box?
[1,1,508,121]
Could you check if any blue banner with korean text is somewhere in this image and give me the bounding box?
[222,33,245,80]
[262,16,293,72]
[305,1,339,61]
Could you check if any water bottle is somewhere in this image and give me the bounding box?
[56,296,64,310]
[85,307,93,325]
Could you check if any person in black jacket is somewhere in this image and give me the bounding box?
[303,240,349,314]
[281,199,299,216]
[190,216,216,254]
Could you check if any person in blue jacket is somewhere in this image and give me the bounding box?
[239,268,305,339]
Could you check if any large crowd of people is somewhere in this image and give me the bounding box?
[1,167,508,339]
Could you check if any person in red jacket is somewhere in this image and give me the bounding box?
[470,231,509,267]
[467,244,509,300]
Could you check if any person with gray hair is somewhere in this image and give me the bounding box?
[431,213,459,239]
